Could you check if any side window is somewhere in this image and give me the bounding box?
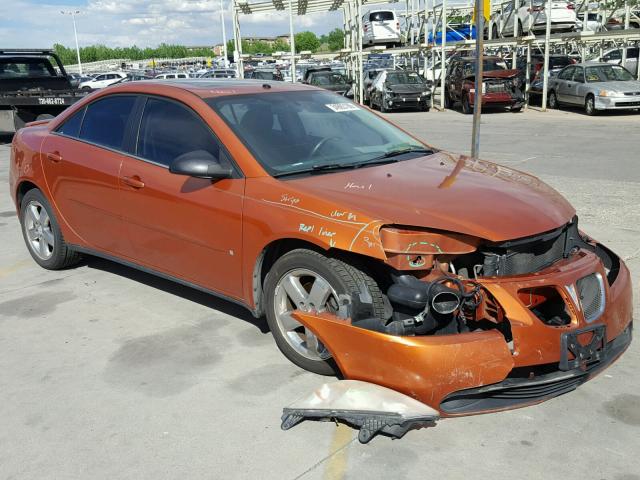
[79,95,136,150]
[95,75,105,81]
[572,67,584,83]
[606,50,621,61]
[137,97,222,168]
[558,67,574,80]
[56,107,85,138]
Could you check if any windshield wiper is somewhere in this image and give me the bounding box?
[367,146,435,163]
[272,162,359,178]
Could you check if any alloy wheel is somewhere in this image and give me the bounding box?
[23,200,54,260]
[273,268,342,361]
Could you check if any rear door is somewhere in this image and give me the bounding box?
[118,95,245,298]
[555,66,574,102]
[41,95,137,254]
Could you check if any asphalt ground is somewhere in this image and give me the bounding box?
[1,107,639,480]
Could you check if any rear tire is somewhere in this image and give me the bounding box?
[548,90,559,109]
[264,248,385,375]
[19,189,82,270]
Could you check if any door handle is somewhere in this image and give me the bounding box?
[46,152,62,163]
[122,176,145,189]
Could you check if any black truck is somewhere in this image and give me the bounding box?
[1,49,88,133]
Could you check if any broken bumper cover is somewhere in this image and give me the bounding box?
[291,245,633,417]
[281,380,439,443]
[440,322,632,414]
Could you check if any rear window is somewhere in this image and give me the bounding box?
[79,96,136,150]
[0,58,57,78]
[549,57,572,69]
[370,11,394,21]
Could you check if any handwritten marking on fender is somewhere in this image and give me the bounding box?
[299,223,315,233]
[344,182,373,191]
[330,209,357,221]
[261,199,366,226]
[348,221,382,251]
[363,236,376,248]
[318,227,336,238]
[280,193,300,206]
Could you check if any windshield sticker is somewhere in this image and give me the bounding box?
[326,103,360,112]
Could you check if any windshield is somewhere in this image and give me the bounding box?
[463,59,508,76]
[585,65,634,82]
[386,72,425,85]
[207,91,430,177]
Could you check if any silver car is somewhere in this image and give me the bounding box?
[548,63,640,115]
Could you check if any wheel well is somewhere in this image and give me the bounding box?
[252,238,389,317]
[16,181,39,212]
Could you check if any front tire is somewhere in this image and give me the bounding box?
[264,249,385,375]
[548,90,559,109]
[20,189,82,270]
[585,94,597,116]
[462,93,472,114]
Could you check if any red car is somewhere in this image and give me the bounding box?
[444,56,524,113]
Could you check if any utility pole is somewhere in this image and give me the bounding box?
[288,0,296,83]
[471,0,484,159]
[220,0,228,67]
[541,0,552,111]
[61,10,82,75]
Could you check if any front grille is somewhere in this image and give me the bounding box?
[615,101,640,107]
[485,81,508,93]
[623,91,640,96]
[577,273,605,322]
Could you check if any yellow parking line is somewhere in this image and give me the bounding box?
[323,423,353,480]
[0,259,31,280]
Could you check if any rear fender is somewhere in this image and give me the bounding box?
[292,311,514,413]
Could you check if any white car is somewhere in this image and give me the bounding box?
[154,72,191,79]
[488,0,577,38]
[362,10,401,46]
[78,72,127,90]
[596,47,639,77]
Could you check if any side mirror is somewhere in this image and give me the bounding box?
[169,150,233,179]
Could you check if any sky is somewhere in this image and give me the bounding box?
[0,0,353,48]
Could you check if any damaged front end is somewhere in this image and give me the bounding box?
[466,70,524,108]
[289,216,633,417]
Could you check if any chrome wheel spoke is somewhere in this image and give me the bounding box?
[279,312,301,332]
[26,226,38,241]
[282,275,308,309]
[42,228,55,248]
[38,237,49,257]
[307,277,332,311]
[27,204,40,225]
[305,328,320,355]
[39,208,50,227]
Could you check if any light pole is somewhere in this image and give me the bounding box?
[61,10,82,75]
[220,0,228,67]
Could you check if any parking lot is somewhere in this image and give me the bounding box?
[1,108,639,480]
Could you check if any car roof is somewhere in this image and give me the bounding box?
[105,78,318,98]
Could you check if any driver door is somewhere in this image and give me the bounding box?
[555,66,575,102]
[118,96,245,299]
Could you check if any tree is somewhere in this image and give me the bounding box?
[326,28,344,51]
[294,31,320,53]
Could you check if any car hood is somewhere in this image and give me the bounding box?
[286,152,575,242]
[465,69,520,80]
[596,80,640,93]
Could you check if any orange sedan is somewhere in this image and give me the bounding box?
[9,79,633,416]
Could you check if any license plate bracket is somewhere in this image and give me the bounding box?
[559,324,606,371]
